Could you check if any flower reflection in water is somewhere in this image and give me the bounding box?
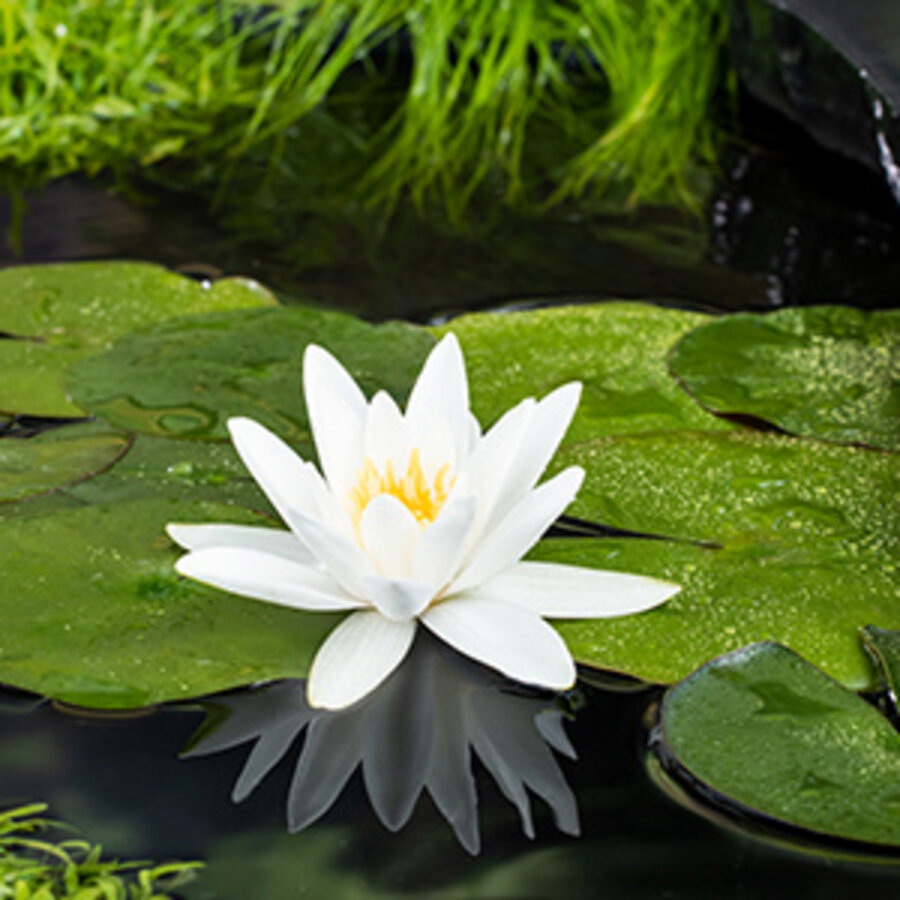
[184,632,579,854]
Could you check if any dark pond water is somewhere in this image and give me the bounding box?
[0,672,896,899]
[1,93,898,897]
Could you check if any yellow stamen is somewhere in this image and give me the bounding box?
[348,449,454,527]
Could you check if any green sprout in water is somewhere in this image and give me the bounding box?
[0,803,201,900]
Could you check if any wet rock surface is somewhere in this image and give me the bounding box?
[729,0,900,201]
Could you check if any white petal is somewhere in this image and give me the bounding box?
[360,494,419,577]
[463,397,535,542]
[365,390,410,473]
[411,494,477,589]
[227,417,325,521]
[468,560,679,618]
[363,576,435,621]
[286,507,376,599]
[175,547,364,611]
[451,466,584,594]
[485,383,581,529]
[421,596,575,690]
[405,334,470,468]
[307,611,417,709]
[303,344,367,496]
[166,523,315,565]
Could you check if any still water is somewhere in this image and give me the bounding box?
[1,95,898,896]
[0,662,895,898]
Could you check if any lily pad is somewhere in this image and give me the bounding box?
[533,430,899,688]
[0,420,131,503]
[67,307,436,442]
[433,303,732,441]
[0,499,340,708]
[561,429,897,546]
[535,535,896,689]
[657,642,900,849]
[669,306,900,450]
[0,262,277,416]
[64,434,278,514]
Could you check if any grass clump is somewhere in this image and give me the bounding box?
[0,803,201,899]
[0,0,728,220]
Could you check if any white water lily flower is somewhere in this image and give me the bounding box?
[168,334,678,709]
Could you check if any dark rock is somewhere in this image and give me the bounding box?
[729,0,900,202]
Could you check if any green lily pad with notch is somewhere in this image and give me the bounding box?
[532,429,899,688]
[67,306,436,442]
[657,642,900,849]
[64,433,281,514]
[432,302,733,441]
[669,306,900,450]
[560,428,897,547]
[862,626,900,714]
[0,262,278,416]
[0,420,131,503]
[534,535,896,689]
[0,498,341,708]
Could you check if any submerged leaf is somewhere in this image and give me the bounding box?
[657,642,900,849]
[669,306,900,450]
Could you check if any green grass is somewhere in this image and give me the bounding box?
[0,803,201,899]
[0,0,729,221]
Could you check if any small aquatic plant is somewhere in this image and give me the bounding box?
[0,802,201,899]
[168,333,677,709]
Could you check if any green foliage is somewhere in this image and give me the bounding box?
[0,802,201,899]
[658,642,900,849]
[0,263,276,416]
[432,302,732,443]
[669,307,900,451]
[0,419,129,503]
[0,0,727,219]
[66,306,436,442]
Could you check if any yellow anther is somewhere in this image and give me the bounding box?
[348,449,454,527]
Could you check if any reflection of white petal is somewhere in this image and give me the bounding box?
[307,611,417,709]
[288,712,368,831]
[452,466,584,593]
[303,344,367,496]
[174,548,363,611]
[166,523,315,565]
[361,637,436,832]
[360,494,418,577]
[422,597,575,690]
[475,560,679,618]
[363,576,434,621]
[469,690,580,837]
[405,334,470,468]
[412,494,477,589]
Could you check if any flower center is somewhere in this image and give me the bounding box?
[348,449,454,527]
